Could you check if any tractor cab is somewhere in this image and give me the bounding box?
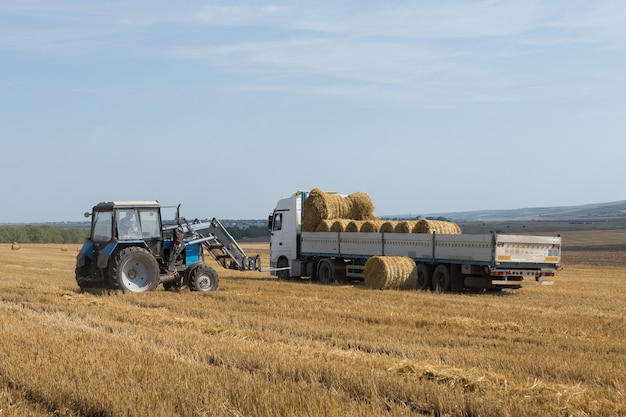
[88,201,163,257]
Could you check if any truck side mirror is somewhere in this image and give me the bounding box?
[267,214,273,231]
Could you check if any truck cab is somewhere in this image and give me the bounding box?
[268,191,307,280]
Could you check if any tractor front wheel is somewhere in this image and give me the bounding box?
[189,264,219,292]
[109,247,160,292]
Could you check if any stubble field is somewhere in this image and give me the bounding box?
[0,240,624,417]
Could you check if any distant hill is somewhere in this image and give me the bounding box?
[406,200,626,221]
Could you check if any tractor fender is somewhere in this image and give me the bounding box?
[185,261,205,277]
[97,241,119,269]
[97,241,152,269]
[76,241,96,268]
[77,241,95,263]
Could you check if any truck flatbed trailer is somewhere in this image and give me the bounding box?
[268,190,561,292]
[301,231,560,288]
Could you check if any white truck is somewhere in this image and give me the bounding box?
[268,190,561,291]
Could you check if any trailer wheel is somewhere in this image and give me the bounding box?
[416,264,432,291]
[317,259,335,284]
[432,264,451,293]
[109,247,160,293]
[189,264,219,292]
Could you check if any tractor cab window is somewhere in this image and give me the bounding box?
[92,211,113,241]
[117,210,141,239]
[139,209,161,239]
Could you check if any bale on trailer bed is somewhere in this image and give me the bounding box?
[394,221,419,233]
[302,188,377,232]
[360,220,385,233]
[412,219,462,234]
[380,221,396,233]
[314,219,352,232]
[331,219,352,232]
[364,256,417,290]
[315,220,334,232]
[347,192,377,221]
[346,220,365,232]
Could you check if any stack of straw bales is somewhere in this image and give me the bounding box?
[302,188,377,232]
[315,219,353,232]
[363,256,417,290]
[301,188,462,235]
[376,219,462,234]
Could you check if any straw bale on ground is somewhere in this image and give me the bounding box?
[363,256,417,290]
[302,188,377,232]
[412,219,462,234]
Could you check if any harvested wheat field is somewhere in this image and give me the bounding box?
[0,243,624,417]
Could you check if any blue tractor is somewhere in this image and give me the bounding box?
[76,201,261,292]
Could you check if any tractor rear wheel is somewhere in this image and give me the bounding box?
[109,247,160,292]
[189,264,219,292]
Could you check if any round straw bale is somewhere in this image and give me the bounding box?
[314,220,334,232]
[360,220,384,233]
[302,188,337,231]
[394,221,418,233]
[331,219,352,232]
[345,192,377,220]
[380,221,396,233]
[345,220,362,232]
[412,219,433,234]
[364,256,417,290]
[412,219,462,234]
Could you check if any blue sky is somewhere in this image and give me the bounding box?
[1,1,625,222]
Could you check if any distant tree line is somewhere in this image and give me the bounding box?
[0,225,89,244]
[0,224,268,244]
[226,225,270,240]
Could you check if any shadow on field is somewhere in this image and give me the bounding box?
[74,287,122,296]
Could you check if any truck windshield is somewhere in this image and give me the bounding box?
[92,211,113,241]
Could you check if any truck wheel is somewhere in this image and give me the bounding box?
[189,264,219,292]
[317,259,335,284]
[109,247,160,292]
[416,264,432,291]
[432,264,451,293]
[276,258,291,281]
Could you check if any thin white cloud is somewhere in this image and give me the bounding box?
[193,4,285,24]
[3,0,625,104]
